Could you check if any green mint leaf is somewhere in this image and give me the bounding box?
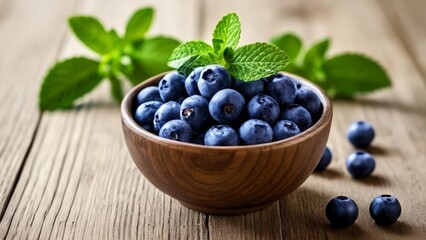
[168,41,216,72]
[227,42,290,81]
[270,33,303,64]
[303,38,330,70]
[127,36,180,85]
[109,76,124,103]
[109,29,121,48]
[68,16,112,54]
[323,53,392,98]
[212,13,241,54]
[124,7,154,42]
[39,57,103,110]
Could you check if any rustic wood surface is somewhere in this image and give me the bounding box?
[0,0,425,239]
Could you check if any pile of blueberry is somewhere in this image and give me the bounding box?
[133,65,323,146]
[315,121,402,228]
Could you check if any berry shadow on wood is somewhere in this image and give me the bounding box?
[352,175,392,187]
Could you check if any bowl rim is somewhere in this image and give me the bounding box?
[121,71,333,151]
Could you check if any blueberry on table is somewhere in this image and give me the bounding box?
[134,101,163,127]
[204,125,240,146]
[159,120,193,142]
[294,87,322,122]
[347,121,375,148]
[370,194,402,226]
[135,86,163,106]
[234,79,265,100]
[153,101,181,132]
[280,104,312,131]
[180,95,210,130]
[346,151,376,178]
[266,74,297,106]
[159,72,187,102]
[239,119,273,145]
[209,89,245,123]
[273,120,300,140]
[198,65,231,99]
[326,196,359,228]
[185,67,203,95]
[247,94,280,125]
[315,146,332,172]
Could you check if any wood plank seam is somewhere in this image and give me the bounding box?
[0,0,80,233]
[0,114,42,222]
[377,0,426,86]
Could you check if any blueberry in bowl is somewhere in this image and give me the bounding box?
[121,70,333,214]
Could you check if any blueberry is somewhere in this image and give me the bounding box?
[191,131,206,145]
[295,87,322,122]
[247,94,280,125]
[209,89,245,123]
[273,120,300,140]
[180,95,210,130]
[315,146,332,171]
[326,196,359,228]
[347,121,375,148]
[204,125,240,146]
[370,194,402,226]
[135,86,163,106]
[234,79,265,100]
[292,79,302,89]
[239,119,273,145]
[264,73,283,83]
[198,65,231,99]
[346,151,376,178]
[159,120,192,142]
[266,74,297,106]
[153,101,181,132]
[134,101,163,127]
[159,72,187,102]
[185,67,203,95]
[279,104,312,131]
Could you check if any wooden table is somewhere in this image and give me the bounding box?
[1,0,425,239]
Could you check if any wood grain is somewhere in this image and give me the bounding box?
[0,0,79,221]
[382,0,426,83]
[0,0,425,239]
[0,0,208,239]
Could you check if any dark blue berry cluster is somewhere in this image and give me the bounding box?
[133,65,323,146]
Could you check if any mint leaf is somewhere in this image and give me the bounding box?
[304,38,330,70]
[127,36,180,85]
[168,41,217,74]
[323,53,392,98]
[212,13,241,54]
[125,7,154,42]
[270,33,303,64]
[109,76,123,103]
[68,16,112,54]
[227,43,290,81]
[109,29,121,48]
[39,57,103,110]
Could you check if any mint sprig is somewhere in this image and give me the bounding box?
[168,13,289,81]
[270,32,391,98]
[39,7,180,111]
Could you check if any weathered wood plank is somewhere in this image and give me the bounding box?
[0,0,208,239]
[201,0,426,239]
[0,0,79,222]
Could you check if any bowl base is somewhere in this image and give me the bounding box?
[178,201,275,215]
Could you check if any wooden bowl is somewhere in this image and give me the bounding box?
[121,72,333,214]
